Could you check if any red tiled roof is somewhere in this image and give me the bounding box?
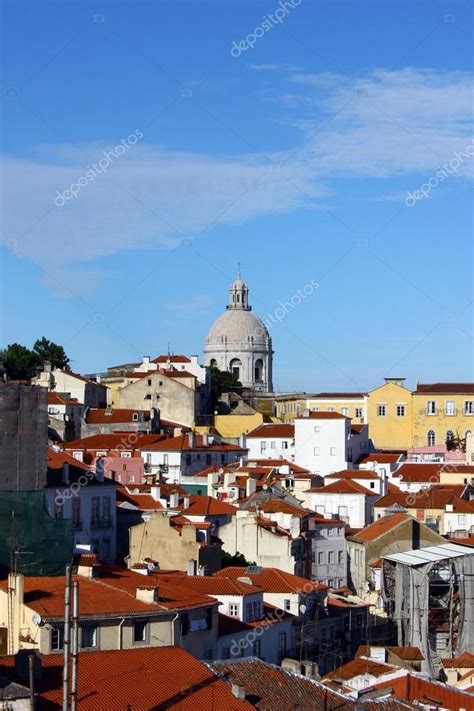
[156,574,262,596]
[296,411,348,420]
[416,382,474,394]
[350,513,408,542]
[142,434,246,452]
[214,567,327,593]
[397,463,442,482]
[370,671,474,709]
[0,647,252,710]
[351,424,366,433]
[313,392,366,398]
[327,469,380,481]
[180,495,237,516]
[253,500,309,517]
[441,651,474,668]
[48,392,80,406]
[47,447,90,472]
[0,565,215,619]
[358,453,402,464]
[247,423,295,438]
[450,498,474,514]
[64,433,167,450]
[375,488,455,510]
[306,479,374,495]
[57,369,102,385]
[388,646,424,661]
[153,354,192,363]
[368,558,383,568]
[249,459,311,474]
[85,408,150,423]
[324,657,395,681]
[116,486,163,511]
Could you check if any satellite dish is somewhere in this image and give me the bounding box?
[31,613,43,627]
[299,604,307,615]
[218,468,224,474]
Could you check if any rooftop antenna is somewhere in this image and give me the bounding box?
[237,261,241,279]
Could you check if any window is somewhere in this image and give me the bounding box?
[284,599,291,612]
[278,632,287,659]
[132,412,139,421]
[338,550,344,564]
[133,620,148,643]
[341,407,349,416]
[355,407,363,418]
[91,497,100,527]
[318,552,325,564]
[282,441,288,449]
[445,400,455,415]
[121,451,131,458]
[147,379,152,386]
[270,441,276,449]
[313,447,320,456]
[51,627,64,651]
[465,401,474,415]
[356,613,364,626]
[458,515,467,525]
[145,394,151,400]
[73,451,83,462]
[72,498,81,529]
[185,454,192,466]
[252,640,261,658]
[229,603,239,617]
[222,647,231,659]
[102,496,111,524]
[206,454,212,465]
[370,482,375,489]
[446,430,455,445]
[427,430,436,447]
[261,442,267,453]
[81,625,98,649]
[229,358,242,380]
[396,404,406,417]
[328,579,334,588]
[377,404,386,417]
[330,447,336,456]
[314,426,320,433]
[328,551,335,564]
[328,407,335,412]
[426,400,436,415]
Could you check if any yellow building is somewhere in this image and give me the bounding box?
[274,394,307,422]
[412,383,474,449]
[275,392,367,423]
[367,378,413,450]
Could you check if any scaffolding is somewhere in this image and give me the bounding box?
[0,491,73,576]
[382,543,474,678]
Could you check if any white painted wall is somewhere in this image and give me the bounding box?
[294,416,349,475]
[247,436,294,461]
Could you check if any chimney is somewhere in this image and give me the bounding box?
[202,433,209,446]
[143,356,151,368]
[208,472,219,487]
[188,431,195,448]
[224,472,236,488]
[231,684,246,701]
[62,462,70,486]
[150,485,161,501]
[303,409,310,418]
[239,457,245,468]
[7,573,24,654]
[445,503,454,512]
[14,650,42,683]
[239,434,246,449]
[183,495,190,509]
[44,361,52,374]
[246,478,256,497]
[136,586,159,604]
[105,405,113,416]
[169,491,179,509]
[187,560,197,576]
[76,554,99,578]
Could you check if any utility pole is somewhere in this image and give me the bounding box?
[62,565,72,711]
[71,580,79,711]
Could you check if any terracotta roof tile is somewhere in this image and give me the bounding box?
[142,434,246,452]
[324,657,395,681]
[64,433,166,450]
[306,479,374,495]
[0,647,252,710]
[358,453,402,464]
[153,354,192,363]
[350,513,408,542]
[179,496,237,516]
[247,423,295,438]
[214,567,327,593]
[327,469,380,481]
[370,671,474,709]
[296,411,348,420]
[85,408,151,424]
[416,382,474,394]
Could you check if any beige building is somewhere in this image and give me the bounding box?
[0,565,218,660]
[126,510,221,573]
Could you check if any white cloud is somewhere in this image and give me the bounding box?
[2,67,472,295]
[164,294,213,315]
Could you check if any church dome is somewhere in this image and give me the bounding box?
[206,308,269,348]
[203,267,273,392]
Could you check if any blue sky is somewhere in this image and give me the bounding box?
[1,0,473,392]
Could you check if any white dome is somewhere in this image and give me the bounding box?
[206,309,270,349]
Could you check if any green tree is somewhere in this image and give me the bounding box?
[3,343,40,380]
[33,337,71,371]
[210,365,243,405]
[221,551,255,569]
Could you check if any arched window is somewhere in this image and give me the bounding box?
[254,358,264,383]
[466,430,472,439]
[446,430,455,443]
[210,359,217,369]
[229,358,242,380]
[427,430,436,447]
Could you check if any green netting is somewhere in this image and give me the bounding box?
[0,491,73,576]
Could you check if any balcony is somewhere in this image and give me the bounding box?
[91,516,113,529]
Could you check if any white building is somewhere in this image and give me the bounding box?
[204,268,273,392]
[246,423,295,460]
[302,479,379,528]
[325,469,386,496]
[294,412,370,476]
[34,366,107,408]
[141,432,247,483]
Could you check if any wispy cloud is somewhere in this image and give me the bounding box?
[249,63,304,72]
[2,67,472,295]
[164,294,213,314]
